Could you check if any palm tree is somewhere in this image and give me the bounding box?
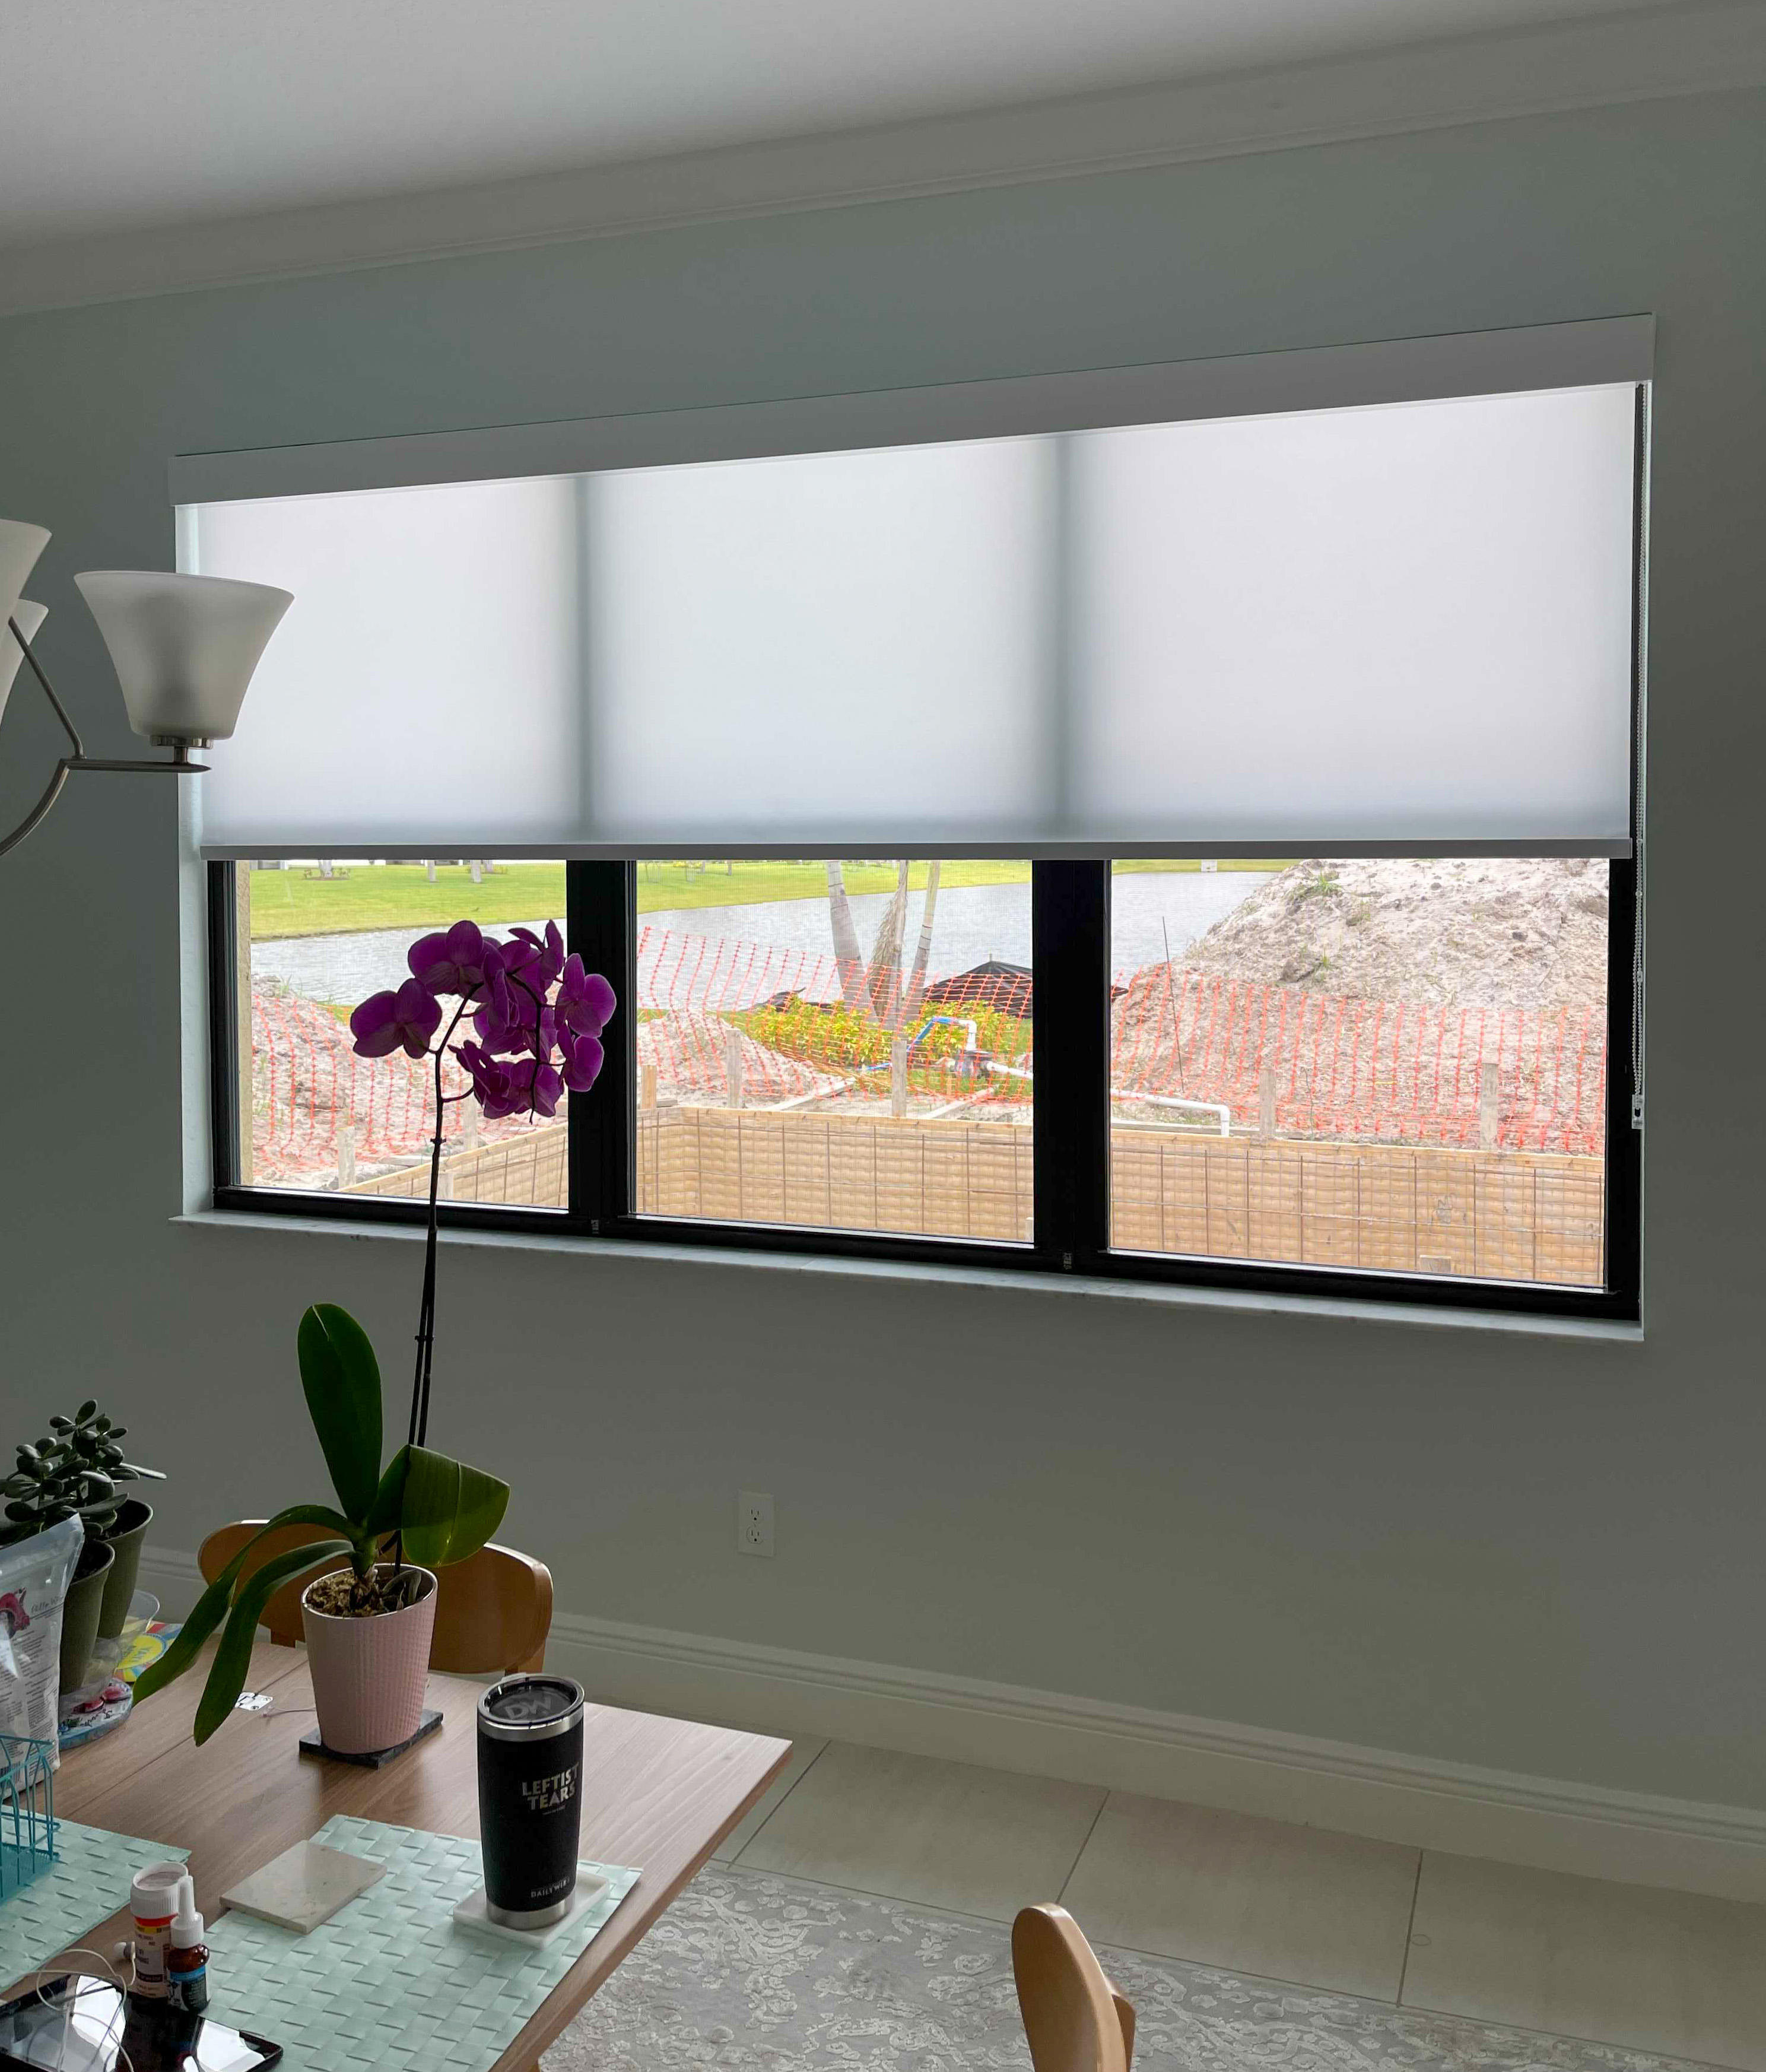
[825,860,944,1033]
[903,860,941,1022]
[866,861,911,1025]
[825,861,867,1009]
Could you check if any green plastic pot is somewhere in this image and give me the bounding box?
[59,1535,116,1694]
[97,1499,153,1640]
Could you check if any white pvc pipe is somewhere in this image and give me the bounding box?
[1110,1088,1231,1135]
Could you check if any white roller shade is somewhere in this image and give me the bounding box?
[586,440,1051,846]
[188,346,1640,858]
[1066,386,1637,846]
[193,476,583,852]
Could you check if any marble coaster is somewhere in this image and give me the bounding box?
[222,1839,387,1933]
[452,1865,614,1946]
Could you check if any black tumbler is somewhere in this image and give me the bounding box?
[477,1674,586,1927]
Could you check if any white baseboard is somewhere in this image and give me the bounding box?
[138,1548,1766,1901]
[138,1548,208,1620]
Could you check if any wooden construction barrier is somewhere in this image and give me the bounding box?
[349,1107,1603,1286]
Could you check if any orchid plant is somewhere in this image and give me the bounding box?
[131,921,617,1746]
[350,919,617,1454]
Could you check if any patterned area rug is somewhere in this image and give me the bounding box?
[544,1864,1693,2072]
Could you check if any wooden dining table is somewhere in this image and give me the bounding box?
[21,1641,790,2069]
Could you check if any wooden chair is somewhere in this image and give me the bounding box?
[196,1522,554,1676]
[1013,1905,1135,2072]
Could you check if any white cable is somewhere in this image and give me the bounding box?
[26,1945,134,2072]
[29,1945,227,2072]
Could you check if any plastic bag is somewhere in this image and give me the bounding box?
[0,1516,84,1756]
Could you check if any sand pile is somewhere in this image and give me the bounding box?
[1164,857,1608,1013]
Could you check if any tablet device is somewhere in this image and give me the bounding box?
[0,1978,280,2072]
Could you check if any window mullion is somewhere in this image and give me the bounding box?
[1031,860,1110,1271]
[207,860,242,1192]
[567,859,633,1230]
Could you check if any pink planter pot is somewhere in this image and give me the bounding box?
[301,1565,437,1754]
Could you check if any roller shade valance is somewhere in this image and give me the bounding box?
[186,328,1644,858]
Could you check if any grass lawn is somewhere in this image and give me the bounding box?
[248,857,1285,939]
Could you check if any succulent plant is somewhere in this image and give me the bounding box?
[1,1399,166,1546]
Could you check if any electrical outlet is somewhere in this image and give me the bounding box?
[738,1490,774,1557]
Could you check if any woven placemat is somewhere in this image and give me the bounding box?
[0,1819,187,1991]
[205,1816,639,2072]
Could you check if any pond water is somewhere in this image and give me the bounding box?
[251,870,1264,1005]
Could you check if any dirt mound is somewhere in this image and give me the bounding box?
[637,1013,847,1106]
[1167,858,1608,1013]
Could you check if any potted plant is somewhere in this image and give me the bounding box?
[42,1404,166,1640]
[0,1400,164,1689]
[136,1305,510,1750]
[138,919,615,1754]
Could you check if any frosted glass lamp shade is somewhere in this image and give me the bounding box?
[0,601,46,725]
[74,570,293,745]
[0,521,50,634]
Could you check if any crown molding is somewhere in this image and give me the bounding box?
[5,3,1765,319]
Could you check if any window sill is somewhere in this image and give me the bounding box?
[172,1210,1643,1344]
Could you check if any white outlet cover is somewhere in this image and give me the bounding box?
[738,1491,774,1554]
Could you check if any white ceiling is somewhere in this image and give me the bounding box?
[0,0,1722,249]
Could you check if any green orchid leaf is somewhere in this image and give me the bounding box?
[296,1305,383,1524]
[363,1448,411,1540]
[396,1445,509,1570]
[132,1545,263,1706]
[132,1506,360,1709]
[193,1540,350,1744]
[261,1502,361,1540]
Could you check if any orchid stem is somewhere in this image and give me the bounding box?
[408,995,474,1472]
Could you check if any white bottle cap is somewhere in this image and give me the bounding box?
[172,1874,204,1946]
[131,1862,186,1918]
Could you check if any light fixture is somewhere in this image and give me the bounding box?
[0,519,292,859]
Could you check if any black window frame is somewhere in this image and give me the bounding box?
[209,853,1641,1322]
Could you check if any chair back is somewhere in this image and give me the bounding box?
[1012,1905,1135,2072]
[196,1522,552,1675]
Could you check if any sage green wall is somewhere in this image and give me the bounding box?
[1,87,1761,1806]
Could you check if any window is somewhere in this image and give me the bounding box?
[227,860,567,1210]
[1108,859,1613,1290]
[197,322,1646,1319]
[633,861,1033,1242]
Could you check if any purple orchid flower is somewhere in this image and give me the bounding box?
[356,917,615,1118]
[496,931,541,977]
[474,992,557,1061]
[456,1040,523,1117]
[350,978,443,1059]
[471,1002,520,1057]
[557,956,617,1038]
[507,922,566,990]
[560,1030,605,1093]
[504,1056,565,1119]
[407,919,498,999]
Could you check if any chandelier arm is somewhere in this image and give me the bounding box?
[6,615,84,761]
[0,759,75,860]
[1,618,211,858]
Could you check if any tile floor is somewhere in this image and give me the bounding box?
[710,1734,1766,2071]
